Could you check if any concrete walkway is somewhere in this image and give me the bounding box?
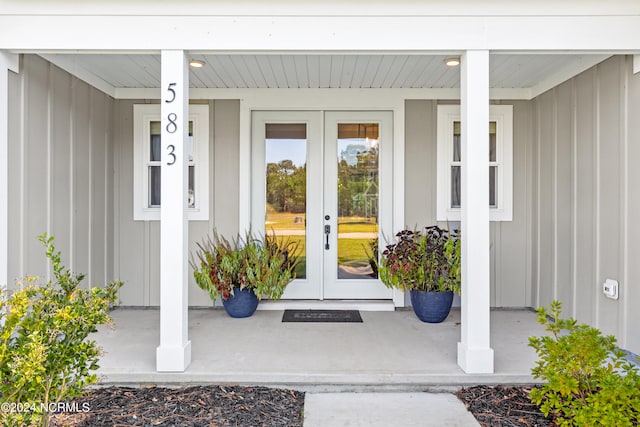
[304,392,480,426]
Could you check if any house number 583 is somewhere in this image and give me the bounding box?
[164,82,178,165]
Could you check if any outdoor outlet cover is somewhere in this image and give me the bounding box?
[603,279,619,300]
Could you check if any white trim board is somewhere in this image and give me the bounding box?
[2,16,640,51]
[0,53,18,289]
[4,1,640,16]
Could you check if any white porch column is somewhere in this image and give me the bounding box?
[0,52,19,290]
[457,50,494,374]
[156,50,192,372]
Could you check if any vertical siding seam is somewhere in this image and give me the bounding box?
[552,88,558,302]
[144,221,150,306]
[208,100,215,307]
[18,57,27,278]
[104,96,110,285]
[209,100,215,232]
[112,100,120,282]
[534,99,541,308]
[525,101,533,308]
[594,65,601,328]
[69,77,75,273]
[87,89,93,287]
[494,224,501,307]
[46,61,53,283]
[620,57,629,348]
[571,78,579,318]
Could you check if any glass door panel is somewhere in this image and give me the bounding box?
[336,123,379,280]
[265,123,307,279]
[323,112,393,299]
[251,111,322,300]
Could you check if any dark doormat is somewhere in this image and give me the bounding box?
[282,309,363,323]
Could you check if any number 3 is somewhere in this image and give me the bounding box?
[166,145,176,165]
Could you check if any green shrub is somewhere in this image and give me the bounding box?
[0,234,122,427]
[528,300,640,426]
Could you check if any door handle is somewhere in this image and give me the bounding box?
[324,224,330,250]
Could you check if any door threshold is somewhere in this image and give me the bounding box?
[257,300,396,312]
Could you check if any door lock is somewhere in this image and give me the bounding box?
[324,224,330,250]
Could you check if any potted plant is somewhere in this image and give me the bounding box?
[378,226,461,323]
[191,230,299,318]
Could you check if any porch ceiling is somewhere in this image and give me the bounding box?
[41,52,611,99]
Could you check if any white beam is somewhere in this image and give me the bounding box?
[0,52,18,290]
[3,1,639,17]
[1,16,639,52]
[156,50,191,372]
[457,50,494,374]
[634,55,640,74]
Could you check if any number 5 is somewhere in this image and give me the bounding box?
[165,83,176,103]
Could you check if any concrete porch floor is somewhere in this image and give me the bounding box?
[94,308,545,390]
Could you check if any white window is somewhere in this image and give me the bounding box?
[133,104,209,221]
[437,105,513,222]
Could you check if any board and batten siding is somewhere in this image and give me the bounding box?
[6,54,114,289]
[113,99,239,307]
[404,100,534,308]
[532,55,640,355]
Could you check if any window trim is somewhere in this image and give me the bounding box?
[133,104,209,221]
[436,104,513,222]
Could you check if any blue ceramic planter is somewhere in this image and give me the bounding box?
[222,288,259,318]
[410,290,454,323]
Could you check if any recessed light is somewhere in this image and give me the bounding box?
[189,60,205,69]
[445,58,461,67]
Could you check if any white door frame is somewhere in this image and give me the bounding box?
[239,89,406,306]
[251,110,394,300]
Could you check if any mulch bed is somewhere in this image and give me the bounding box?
[50,384,553,427]
[50,385,304,427]
[456,385,556,427]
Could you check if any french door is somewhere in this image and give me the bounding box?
[251,111,393,300]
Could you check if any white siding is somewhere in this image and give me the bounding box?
[532,55,639,354]
[7,54,114,289]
